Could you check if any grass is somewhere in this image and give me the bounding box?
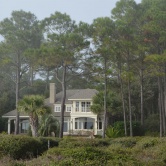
[1,136,166,165]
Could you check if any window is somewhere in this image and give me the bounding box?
[75,118,94,129]
[66,106,71,112]
[55,106,61,112]
[21,120,29,133]
[81,102,91,112]
[75,102,79,112]
[97,118,102,129]
[86,102,91,112]
[81,102,86,112]
[63,122,68,132]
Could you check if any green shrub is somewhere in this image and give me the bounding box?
[59,138,110,148]
[135,137,159,149]
[0,135,42,159]
[144,114,160,133]
[110,137,140,148]
[113,121,145,136]
[106,126,123,138]
[46,146,111,165]
[38,137,60,152]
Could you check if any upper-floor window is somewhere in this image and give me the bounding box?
[66,106,71,112]
[75,102,79,112]
[81,102,86,112]
[81,102,91,112]
[86,102,91,112]
[55,106,61,112]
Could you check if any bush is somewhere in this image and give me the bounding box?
[46,146,111,165]
[38,137,60,152]
[59,137,110,148]
[113,121,145,136]
[144,114,160,133]
[0,135,42,159]
[106,126,124,138]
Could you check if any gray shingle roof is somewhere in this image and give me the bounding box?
[2,109,28,118]
[55,89,98,103]
[68,89,98,100]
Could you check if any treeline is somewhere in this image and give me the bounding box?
[0,0,165,136]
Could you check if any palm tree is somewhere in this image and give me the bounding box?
[18,95,51,137]
[38,114,60,137]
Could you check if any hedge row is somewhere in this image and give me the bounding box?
[0,134,59,159]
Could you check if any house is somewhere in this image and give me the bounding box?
[2,83,103,135]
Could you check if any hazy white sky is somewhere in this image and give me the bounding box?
[0,0,142,23]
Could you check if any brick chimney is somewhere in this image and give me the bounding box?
[49,83,56,104]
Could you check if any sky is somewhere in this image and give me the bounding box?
[0,0,142,24]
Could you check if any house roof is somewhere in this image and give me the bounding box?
[54,89,97,104]
[2,109,29,118]
[2,88,98,118]
[68,89,98,100]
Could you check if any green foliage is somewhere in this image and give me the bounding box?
[0,135,42,159]
[106,126,123,138]
[46,146,111,166]
[38,137,60,152]
[59,138,110,148]
[38,114,60,137]
[18,95,51,137]
[91,91,121,114]
[136,137,159,149]
[113,121,145,136]
[144,114,160,134]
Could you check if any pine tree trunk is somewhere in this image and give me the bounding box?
[158,76,163,137]
[119,62,127,136]
[161,78,166,135]
[102,58,107,138]
[59,65,66,138]
[15,54,20,135]
[140,66,144,126]
[127,52,133,137]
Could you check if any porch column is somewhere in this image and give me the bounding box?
[94,117,97,135]
[19,120,21,134]
[8,119,11,134]
[72,118,75,134]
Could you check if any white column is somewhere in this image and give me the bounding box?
[72,118,75,134]
[94,117,98,135]
[8,119,11,134]
[79,101,81,112]
[19,120,21,134]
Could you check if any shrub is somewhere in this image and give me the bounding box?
[59,137,110,148]
[135,137,159,149]
[106,126,123,138]
[0,135,42,159]
[46,146,111,165]
[113,121,145,136]
[144,114,160,133]
[38,137,60,152]
[110,137,140,148]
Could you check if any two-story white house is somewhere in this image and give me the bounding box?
[2,83,103,135]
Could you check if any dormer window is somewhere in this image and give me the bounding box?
[55,106,61,112]
[66,106,71,112]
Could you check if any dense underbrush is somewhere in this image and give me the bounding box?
[1,135,166,165]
